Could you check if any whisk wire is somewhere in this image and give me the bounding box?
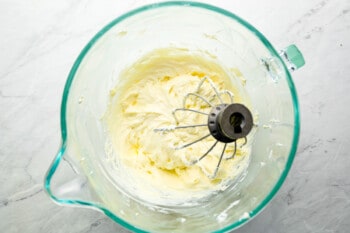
[191,140,219,165]
[241,137,247,147]
[219,90,234,103]
[175,133,211,150]
[197,76,224,104]
[183,93,214,108]
[172,108,208,123]
[225,140,237,160]
[211,143,227,179]
[154,124,207,132]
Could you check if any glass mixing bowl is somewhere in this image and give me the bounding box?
[44,1,304,232]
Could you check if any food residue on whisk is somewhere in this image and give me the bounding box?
[103,47,252,205]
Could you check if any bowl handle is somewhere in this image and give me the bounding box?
[279,44,305,71]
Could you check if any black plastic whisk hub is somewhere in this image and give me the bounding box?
[208,103,253,143]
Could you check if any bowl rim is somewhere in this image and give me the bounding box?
[44,1,300,233]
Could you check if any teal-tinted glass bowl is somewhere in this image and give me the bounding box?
[45,1,303,232]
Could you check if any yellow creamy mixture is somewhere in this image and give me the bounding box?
[104,48,250,203]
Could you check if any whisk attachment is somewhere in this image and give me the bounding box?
[154,76,253,178]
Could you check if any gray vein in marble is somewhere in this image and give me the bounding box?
[84,218,109,233]
[0,184,43,208]
[0,90,29,98]
[288,0,330,29]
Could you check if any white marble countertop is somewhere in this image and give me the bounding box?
[1,0,349,232]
